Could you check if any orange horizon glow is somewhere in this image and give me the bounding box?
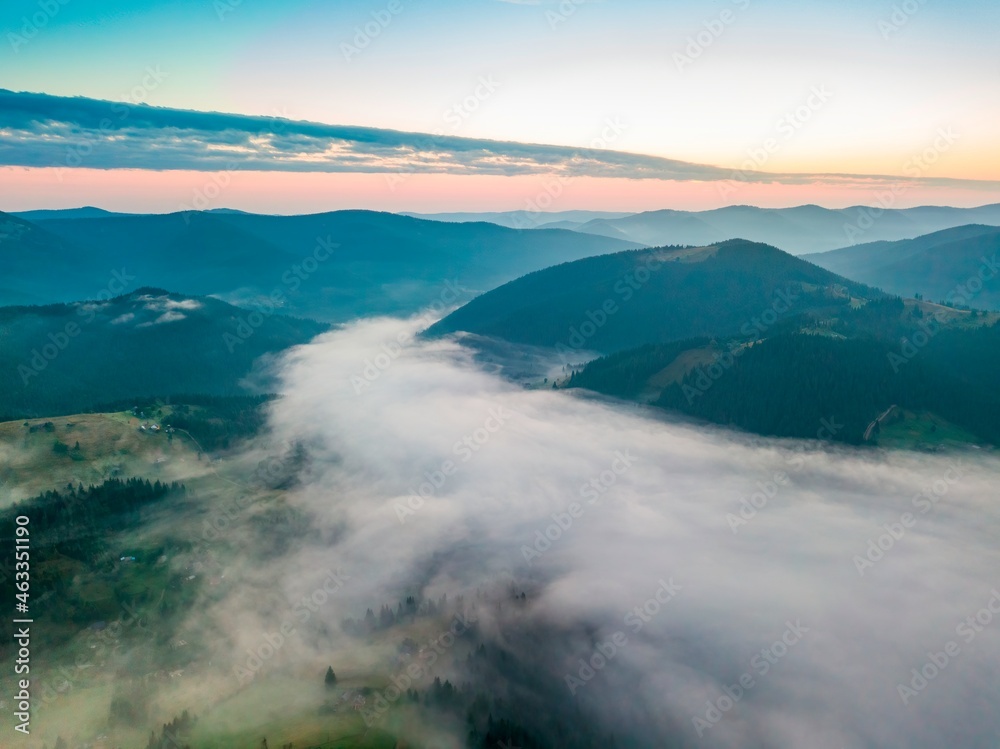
[3,167,1000,215]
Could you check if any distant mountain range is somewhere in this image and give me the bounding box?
[9,204,1000,444]
[0,212,101,306]
[427,240,879,354]
[0,209,637,319]
[550,204,1000,255]
[0,288,327,419]
[12,206,133,221]
[427,229,1000,446]
[804,224,1000,309]
[401,209,634,229]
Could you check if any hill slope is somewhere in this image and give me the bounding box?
[804,224,1000,309]
[8,210,638,319]
[569,204,1000,254]
[0,289,326,419]
[654,325,1000,446]
[0,212,107,305]
[427,240,879,354]
[567,298,1000,446]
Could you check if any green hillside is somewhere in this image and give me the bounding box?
[0,289,326,419]
[6,209,638,320]
[569,303,1000,446]
[805,224,1000,310]
[428,240,880,354]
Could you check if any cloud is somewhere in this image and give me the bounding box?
[207,314,1000,748]
[3,89,999,191]
[136,310,186,327]
[138,295,202,312]
[41,313,995,745]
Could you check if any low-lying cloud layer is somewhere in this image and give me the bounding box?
[236,315,1000,748]
[4,90,1000,192]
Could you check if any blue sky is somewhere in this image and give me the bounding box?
[2,0,998,211]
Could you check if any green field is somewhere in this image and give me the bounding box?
[876,409,984,451]
[0,408,471,749]
[0,410,212,504]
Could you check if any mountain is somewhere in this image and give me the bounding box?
[803,225,1000,309]
[565,288,1000,446]
[427,240,880,355]
[0,212,105,305]
[7,210,638,319]
[12,207,134,221]
[569,311,1000,446]
[402,210,634,229]
[657,326,1000,446]
[566,204,1000,254]
[2,210,303,307]
[0,288,327,419]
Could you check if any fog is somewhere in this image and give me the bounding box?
[203,315,1000,748]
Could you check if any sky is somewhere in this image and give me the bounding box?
[2,0,999,213]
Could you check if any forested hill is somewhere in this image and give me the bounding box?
[427,240,881,354]
[804,224,1000,310]
[0,289,326,419]
[2,209,638,319]
[569,302,1000,446]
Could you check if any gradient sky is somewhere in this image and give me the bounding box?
[2,0,999,212]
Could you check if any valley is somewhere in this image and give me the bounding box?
[4,8,1000,741]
